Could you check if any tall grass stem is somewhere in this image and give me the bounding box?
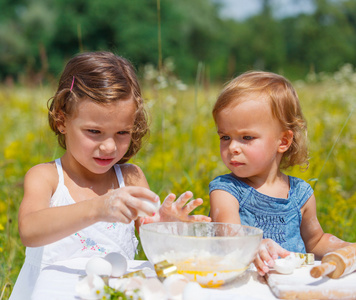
[194,62,204,112]
[0,283,11,300]
[313,105,355,189]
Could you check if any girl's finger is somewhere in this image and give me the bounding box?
[127,197,157,217]
[121,206,138,221]
[278,248,291,259]
[161,194,176,207]
[174,191,193,209]
[126,186,159,201]
[140,214,160,224]
[258,244,274,267]
[254,254,270,276]
[265,241,290,262]
[181,198,203,214]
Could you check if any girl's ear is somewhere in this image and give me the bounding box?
[56,112,67,134]
[57,123,66,134]
[278,130,293,153]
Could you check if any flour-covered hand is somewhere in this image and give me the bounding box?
[100,186,158,224]
[142,191,211,224]
[254,238,290,276]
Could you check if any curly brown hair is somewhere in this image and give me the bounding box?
[212,71,309,170]
[48,51,149,164]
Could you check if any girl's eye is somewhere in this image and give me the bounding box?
[88,129,100,134]
[243,136,254,140]
[117,131,130,135]
[220,136,230,141]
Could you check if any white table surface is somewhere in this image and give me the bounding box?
[31,258,277,300]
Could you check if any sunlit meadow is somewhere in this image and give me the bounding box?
[1,62,356,298]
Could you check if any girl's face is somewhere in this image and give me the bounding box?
[59,97,136,175]
[216,95,292,181]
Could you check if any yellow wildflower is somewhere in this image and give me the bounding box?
[4,140,22,160]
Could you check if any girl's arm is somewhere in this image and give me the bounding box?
[19,163,158,247]
[19,163,89,247]
[210,189,289,276]
[210,189,241,223]
[300,194,351,259]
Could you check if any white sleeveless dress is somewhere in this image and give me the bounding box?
[10,159,138,299]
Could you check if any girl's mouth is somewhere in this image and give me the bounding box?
[230,161,244,167]
[94,157,114,166]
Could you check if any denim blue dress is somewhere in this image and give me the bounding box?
[209,174,313,253]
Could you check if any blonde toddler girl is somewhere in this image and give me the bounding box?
[209,71,352,276]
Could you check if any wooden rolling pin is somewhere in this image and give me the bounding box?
[310,244,356,279]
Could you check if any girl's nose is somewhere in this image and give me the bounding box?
[99,138,117,153]
[229,140,241,154]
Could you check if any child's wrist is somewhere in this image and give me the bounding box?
[88,197,102,223]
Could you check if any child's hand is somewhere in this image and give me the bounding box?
[142,191,211,224]
[100,186,159,223]
[254,238,290,276]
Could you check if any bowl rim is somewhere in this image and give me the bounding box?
[139,222,263,239]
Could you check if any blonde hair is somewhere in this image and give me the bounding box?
[48,51,149,164]
[213,71,308,170]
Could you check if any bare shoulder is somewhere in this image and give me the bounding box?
[24,161,58,193]
[26,161,57,177]
[20,161,59,214]
[118,163,148,188]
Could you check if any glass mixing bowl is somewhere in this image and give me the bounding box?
[140,222,263,287]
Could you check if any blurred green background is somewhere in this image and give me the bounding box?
[1,0,356,298]
[2,0,356,83]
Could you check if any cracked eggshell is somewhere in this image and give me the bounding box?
[273,258,295,274]
[293,254,306,268]
[104,252,128,277]
[85,257,112,276]
[137,198,160,217]
[273,254,301,275]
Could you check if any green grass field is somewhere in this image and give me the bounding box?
[1,64,356,299]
